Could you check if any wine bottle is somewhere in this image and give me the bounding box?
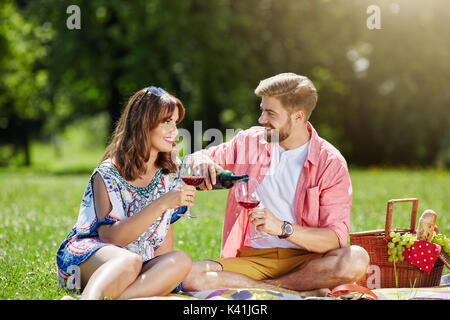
[171,170,249,223]
[198,170,249,190]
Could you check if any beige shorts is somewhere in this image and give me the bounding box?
[214,246,323,281]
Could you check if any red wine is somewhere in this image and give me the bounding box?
[182,177,205,186]
[238,200,260,209]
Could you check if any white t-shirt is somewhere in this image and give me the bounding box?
[245,141,310,249]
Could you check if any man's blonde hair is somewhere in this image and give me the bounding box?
[254,73,318,120]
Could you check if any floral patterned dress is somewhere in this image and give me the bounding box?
[56,160,178,290]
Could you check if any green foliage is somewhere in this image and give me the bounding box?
[0,1,52,119]
[1,0,450,167]
[0,1,54,165]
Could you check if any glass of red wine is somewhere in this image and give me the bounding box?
[178,154,206,218]
[235,178,267,240]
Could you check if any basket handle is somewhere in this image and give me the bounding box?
[384,198,418,238]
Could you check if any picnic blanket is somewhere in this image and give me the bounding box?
[135,288,335,300]
[135,275,450,300]
[136,286,449,300]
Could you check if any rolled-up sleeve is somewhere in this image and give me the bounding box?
[319,162,352,248]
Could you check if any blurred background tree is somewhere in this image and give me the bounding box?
[0,1,53,165]
[0,0,449,168]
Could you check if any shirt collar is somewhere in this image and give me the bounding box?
[305,121,320,167]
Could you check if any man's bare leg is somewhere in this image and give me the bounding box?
[265,245,370,291]
[182,260,329,297]
[183,246,369,295]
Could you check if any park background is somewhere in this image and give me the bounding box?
[0,0,449,299]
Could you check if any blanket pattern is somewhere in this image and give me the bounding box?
[134,274,450,300]
[135,286,449,300]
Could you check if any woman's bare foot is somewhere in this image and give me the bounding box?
[60,295,77,300]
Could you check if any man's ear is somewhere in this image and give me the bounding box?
[292,110,305,123]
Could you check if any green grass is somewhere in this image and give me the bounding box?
[0,120,448,299]
[349,168,450,234]
[0,166,448,300]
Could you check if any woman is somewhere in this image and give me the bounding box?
[56,86,195,300]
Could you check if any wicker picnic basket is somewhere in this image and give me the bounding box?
[350,198,445,288]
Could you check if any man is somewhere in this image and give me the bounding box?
[182,73,369,295]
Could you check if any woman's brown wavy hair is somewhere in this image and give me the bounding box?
[101,87,185,181]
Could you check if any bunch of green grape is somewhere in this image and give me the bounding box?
[387,231,416,263]
[432,233,450,255]
[387,231,450,263]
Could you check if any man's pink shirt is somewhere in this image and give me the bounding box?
[203,122,352,258]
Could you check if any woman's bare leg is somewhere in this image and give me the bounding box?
[67,246,191,300]
[117,250,192,300]
[77,245,143,300]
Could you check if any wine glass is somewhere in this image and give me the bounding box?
[235,178,268,240]
[178,154,206,218]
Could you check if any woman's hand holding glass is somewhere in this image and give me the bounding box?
[162,184,197,211]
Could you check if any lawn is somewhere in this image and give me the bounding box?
[0,167,448,299]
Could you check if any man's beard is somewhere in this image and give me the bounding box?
[264,119,292,143]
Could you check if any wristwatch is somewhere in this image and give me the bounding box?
[278,221,294,239]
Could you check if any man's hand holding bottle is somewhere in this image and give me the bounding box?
[185,152,223,190]
[187,152,248,190]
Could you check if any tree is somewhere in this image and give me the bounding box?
[0,1,52,165]
[1,0,449,167]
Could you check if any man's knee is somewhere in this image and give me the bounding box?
[336,245,370,282]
